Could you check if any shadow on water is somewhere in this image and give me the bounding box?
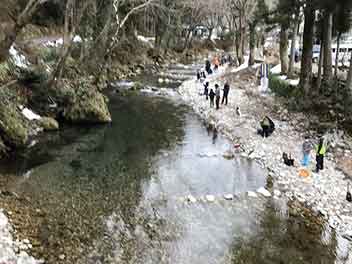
[0,63,350,263]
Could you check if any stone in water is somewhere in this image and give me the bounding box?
[224,194,234,200]
[247,191,258,198]
[186,195,197,203]
[257,187,271,197]
[205,195,215,202]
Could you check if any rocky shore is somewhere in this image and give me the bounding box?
[178,63,352,243]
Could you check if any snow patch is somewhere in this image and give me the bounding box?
[231,56,249,73]
[21,106,41,121]
[9,46,29,68]
[137,35,154,48]
[270,64,281,74]
[257,187,271,197]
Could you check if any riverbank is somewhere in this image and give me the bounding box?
[178,63,352,243]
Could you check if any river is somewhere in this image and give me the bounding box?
[0,62,349,263]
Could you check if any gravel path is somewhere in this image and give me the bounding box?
[178,63,352,244]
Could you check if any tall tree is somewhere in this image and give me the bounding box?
[299,1,315,93]
[322,11,333,83]
[287,0,302,78]
[248,0,268,66]
[333,1,352,77]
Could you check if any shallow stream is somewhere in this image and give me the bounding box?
[0,62,349,263]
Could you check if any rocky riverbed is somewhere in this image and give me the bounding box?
[178,63,352,243]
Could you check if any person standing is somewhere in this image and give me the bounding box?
[196,70,201,81]
[315,137,327,173]
[302,137,312,166]
[215,84,221,110]
[205,60,212,74]
[204,82,209,100]
[222,81,230,105]
[213,56,220,71]
[209,88,215,107]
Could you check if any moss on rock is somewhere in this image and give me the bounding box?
[0,101,29,148]
[61,79,112,124]
[39,117,59,131]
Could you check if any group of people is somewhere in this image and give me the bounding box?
[258,115,327,173]
[203,82,230,110]
[196,56,231,110]
[198,56,327,174]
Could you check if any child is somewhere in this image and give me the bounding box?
[196,70,201,82]
[302,137,312,166]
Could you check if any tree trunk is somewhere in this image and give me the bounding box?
[347,51,352,90]
[280,25,289,74]
[183,28,192,50]
[317,42,324,90]
[299,4,315,93]
[235,31,241,63]
[288,18,299,78]
[323,12,333,83]
[238,12,245,65]
[334,32,341,78]
[208,28,214,41]
[249,23,256,66]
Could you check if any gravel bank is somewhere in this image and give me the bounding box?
[178,63,352,243]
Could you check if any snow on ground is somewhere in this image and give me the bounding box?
[44,35,82,47]
[270,63,281,74]
[179,62,352,243]
[0,210,43,264]
[21,106,42,121]
[137,35,154,48]
[271,65,300,86]
[9,46,29,68]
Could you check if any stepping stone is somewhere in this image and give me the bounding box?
[186,195,196,203]
[205,195,215,202]
[247,191,258,198]
[257,187,271,197]
[224,194,234,200]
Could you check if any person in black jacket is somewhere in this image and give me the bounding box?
[222,81,230,105]
[209,88,215,107]
[205,60,212,74]
[204,82,209,100]
[196,70,201,81]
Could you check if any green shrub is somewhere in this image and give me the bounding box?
[269,74,296,98]
[41,47,59,63]
[0,59,17,83]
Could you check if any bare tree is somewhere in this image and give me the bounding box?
[229,0,257,64]
[48,0,93,88]
[0,0,49,62]
[203,0,226,41]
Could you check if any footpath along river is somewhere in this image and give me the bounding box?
[0,62,350,263]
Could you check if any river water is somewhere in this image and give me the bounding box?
[0,63,350,263]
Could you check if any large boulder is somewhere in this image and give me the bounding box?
[39,117,59,131]
[0,101,28,147]
[63,91,112,124]
[59,79,112,124]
